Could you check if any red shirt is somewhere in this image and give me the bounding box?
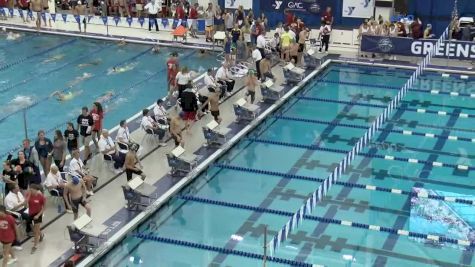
[189,7,198,19]
[0,0,8,7]
[285,13,295,26]
[176,6,185,19]
[91,110,104,131]
[0,214,16,243]
[322,11,333,24]
[28,193,45,216]
[167,58,179,81]
[19,0,29,7]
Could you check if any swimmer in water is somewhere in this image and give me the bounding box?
[50,90,83,101]
[68,72,92,86]
[43,54,65,63]
[152,45,160,54]
[118,39,126,46]
[108,62,137,75]
[6,32,21,41]
[95,91,114,103]
[77,59,102,68]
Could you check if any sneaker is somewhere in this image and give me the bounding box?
[86,190,94,196]
[30,246,37,254]
[12,245,22,251]
[65,209,73,214]
[40,233,44,242]
[113,168,122,175]
[7,257,17,265]
[159,142,168,147]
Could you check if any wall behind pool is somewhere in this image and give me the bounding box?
[217,0,364,29]
[409,0,475,37]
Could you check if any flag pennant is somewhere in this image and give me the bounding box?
[50,13,56,22]
[61,13,68,23]
[126,17,133,26]
[138,17,145,27]
[101,16,108,25]
[113,16,120,26]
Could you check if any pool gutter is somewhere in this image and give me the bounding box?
[77,59,333,267]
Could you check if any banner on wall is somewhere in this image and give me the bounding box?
[342,0,374,18]
[361,35,475,60]
[225,0,252,9]
[262,0,321,13]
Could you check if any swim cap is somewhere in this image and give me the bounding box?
[72,176,81,185]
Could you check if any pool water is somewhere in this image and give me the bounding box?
[0,32,216,157]
[95,63,475,267]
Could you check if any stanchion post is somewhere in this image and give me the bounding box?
[22,109,28,139]
[263,225,267,267]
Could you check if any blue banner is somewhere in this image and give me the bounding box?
[126,17,133,26]
[50,13,56,22]
[262,0,321,13]
[61,13,67,23]
[138,17,145,27]
[101,16,108,25]
[361,35,475,61]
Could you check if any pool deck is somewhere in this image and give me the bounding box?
[2,15,475,267]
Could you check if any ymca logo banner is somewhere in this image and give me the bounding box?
[361,35,475,61]
[264,0,321,13]
[342,0,374,18]
[225,0,252,9]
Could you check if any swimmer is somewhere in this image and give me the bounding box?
[50,90,83,101]
[43,54,65,63]
[108,62,137,75]
[152,45,161,54]
[77,59,102,68]
[118,38,126,46]
[95,91,114,103]
[68,72,92,86]
[6,32,21,41]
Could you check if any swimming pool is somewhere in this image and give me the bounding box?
[0,32,216,157]
[93,63,475,266]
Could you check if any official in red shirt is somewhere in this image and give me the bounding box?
[0,205,18,265]
[322,6,333,25]
[285,9,295,26]
[176,3,185,19]
[166,52,179,106]
[27,184,45,254]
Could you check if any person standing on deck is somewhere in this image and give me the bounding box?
[30,0,42,31]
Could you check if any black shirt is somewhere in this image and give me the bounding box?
[2,169,16,194]
[181,89,198,112]
[9,159,36,190]
[77,114,94,137]
[64,129,79,150]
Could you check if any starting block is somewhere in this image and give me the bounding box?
[283,63,305,85]
[303,48,322,69]
[202,120,231,147]
[233,98,260,122]
[214,31,226,46]
[261,79,284,103]
[172,25,187,42]
[166,146,198,176]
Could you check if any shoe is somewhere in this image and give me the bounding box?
[159,142,168,147]
[86,190,94,196]
[65,209,73,214]
[40,233,44,242]
[7,257,17,265]
[113,168,122,174]
[31,246,37,254]
[12,245,22,251]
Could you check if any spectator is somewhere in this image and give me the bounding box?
[0,205,18,265]
[43,165,71,213]
[260,13,268,29]
[64,122,79,155]
[27,184,45,254]
[64,175,91,220]
[10,151,39,192]
[423,24,435,39]
[252,45,263,80]
[188,3,198,38]
[180,87,199,133]
[141,109,167,146]
[144,0,159,32]
[34,130,53,175]
[396,22,407,37]
[452,24,462,40]
[246,10,254,27]
[250,20,258,45]
[321,6,333,25]
[358,20,370,40]
[4,184,31,235]
[124,143,146,181]
[224,9,234,32]
[176,66,192,100]
[69,150,95,195]
[259,54,274,82]
[389,23,398,37]
[21,138,40,170]
[98,129,126,172]
[91,102,104,150]
[153,99,168,125]
[215,63,235,93]
[2,161,17,196]
[411,18,422,39]
[170,114,183,147]
[76,107,94,165]
[235,5,245,28]
[318,21,332,53]
[175,2,185,19]
[166,52,179,107]
[215,5,225,32]
[52,130,66,172]
[245,70,258,104]
[380,23,389,36]
[369,21,379,35]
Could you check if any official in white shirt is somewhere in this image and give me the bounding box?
[144,0,160,32]
[4,184,32,233]
[153,99,169,125]
[204,68,226,98]
[116,120,140,152]
[252,46,263,79]
[43,165,71,212]
[215,63,235,93]
[98,129,126,170]
[141,109,167,146]
[256,30,267,58]
[69,150,95,195]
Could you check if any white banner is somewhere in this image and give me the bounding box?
[225,0,252,10]
[342,0,374,18]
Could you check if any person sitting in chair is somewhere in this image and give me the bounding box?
[141,109,168,147]
[98,129,126,173]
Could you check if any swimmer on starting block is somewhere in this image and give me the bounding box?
[43,54,65,63]
[51,90,83,101]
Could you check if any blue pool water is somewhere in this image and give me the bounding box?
[0,32,216,157]
[95,63,475,266]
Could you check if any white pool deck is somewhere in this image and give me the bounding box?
[1,14,474,267]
